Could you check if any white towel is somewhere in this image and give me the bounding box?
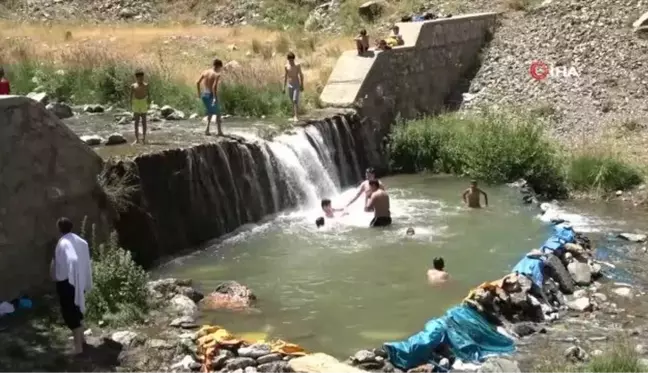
[53,233,93,314]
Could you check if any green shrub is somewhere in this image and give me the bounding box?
[567,153,643,193]
[534,343,646,372]
[4,60,296,117]
[80,223,149,325]
[389,111,568,198]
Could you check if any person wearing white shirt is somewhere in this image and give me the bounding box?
[50,217,93,355]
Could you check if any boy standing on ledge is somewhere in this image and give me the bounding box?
[197,58,224,136]
[283,52,304,122]
[130,69,150,145]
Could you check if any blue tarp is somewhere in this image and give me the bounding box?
[541,235,564,253]
[512,255,544,287]
[384,305,515,370]
[552,224,576,243]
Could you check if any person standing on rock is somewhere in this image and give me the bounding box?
[283,52,304,122]
[0,66,10,95]
[366,180,392,227]
[50,217,93,356]
[196,58,224,136]
[130,68,150,145]
[346,167,385,210]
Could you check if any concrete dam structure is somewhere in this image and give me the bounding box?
[0,13,497,298]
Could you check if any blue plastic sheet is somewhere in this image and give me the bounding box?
[512,256,544,287]
[552,224,576,243]
[384,305,515,370]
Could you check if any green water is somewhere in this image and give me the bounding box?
[160,174,551,358]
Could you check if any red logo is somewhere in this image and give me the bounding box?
[529,61,550,81]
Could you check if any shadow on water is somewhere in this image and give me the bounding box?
[0,295,122,372]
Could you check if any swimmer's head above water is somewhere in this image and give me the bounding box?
[321,199,332,209]
[315,217,325,228]
[406,227,415,236]
[365,167,376,181]
[433,257,445,271]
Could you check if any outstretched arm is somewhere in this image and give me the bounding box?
[482,189,489,206]
[346,185,363,208]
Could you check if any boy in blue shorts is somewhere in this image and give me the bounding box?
[196,58,224,136]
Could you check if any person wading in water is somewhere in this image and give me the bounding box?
[366,180,392,227]
[346,168,385,210]
[462,180,488,208]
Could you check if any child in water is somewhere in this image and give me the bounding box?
[321,199,346,218]
[406,227,415,236]
[315,217,325,228]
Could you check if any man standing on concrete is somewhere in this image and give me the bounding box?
[51,217,93,355]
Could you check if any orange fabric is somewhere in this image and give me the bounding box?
[197,326,308,372]
[463,273,517,303]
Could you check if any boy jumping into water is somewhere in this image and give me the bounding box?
[196,58,224,136]
[283,52,304,122]
[130,69,150,144]
[462,180,488,208]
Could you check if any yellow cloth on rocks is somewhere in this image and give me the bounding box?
[196,325,308,372]
[463,273,518,303]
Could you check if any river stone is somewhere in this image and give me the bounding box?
[111,330,141,347]
[238,343,272,358]
[83,104,105,113]
[27,91,49,104]
[80,135,103,146]
[146,338,173,349]
[178,286,204,303]
[353,349,376,363]
[478,358,521,373]
[573,289,587,298]
[257,353,283,364]
[226,357,257,370]
[46,102,74,119]
[211,349,235,370]
[170,315,197,328]
[257,361,290,372]
[171,355,201,371]
[618,233,647,242]
[593,293,608,302]
[568,262,592,285]
[613,287,633,297]
[357,361,384,370]
[170,294,198,317]
[568,297,592,312]
[289,353,363,373]
[160,105,176,118]
[564,346,589,362]
[106,132,127,146]
[245,367,258,373]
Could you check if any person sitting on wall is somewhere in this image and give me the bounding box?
[354,29,370,56]
[385,25,405,48]
[376,39,392,51]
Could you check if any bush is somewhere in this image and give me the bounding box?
[535,343,647,372]
[80,220,149,325]
[567,152,643,193]
[389,111,568,198]
[3,59,298,117]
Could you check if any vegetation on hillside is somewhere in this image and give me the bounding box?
[0,23,341,116]
[389,111,644,198]
[534,343,647,372]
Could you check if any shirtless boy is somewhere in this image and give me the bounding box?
[283,52,304,122]
[366,180,391,227]
[354,29,369,55]
[130,69,150,144]
[427,257,449,286]
[196,59,224,136]
[321,199,345,218]
[462,180,488,208]
[346,168,385,210]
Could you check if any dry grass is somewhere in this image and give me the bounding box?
[0,21,354,96]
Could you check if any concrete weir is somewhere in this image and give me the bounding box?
[0,13,497,298]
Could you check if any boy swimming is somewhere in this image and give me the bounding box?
[315,217,325,228]
[130,69,150,144]
[321,199,345,218]
[406,227,415,236]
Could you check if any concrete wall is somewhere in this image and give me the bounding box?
[0,96,109,301]
[320,12,498,173]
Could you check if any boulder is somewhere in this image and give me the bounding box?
[0,96,107,302]
[613,287,633,297]
[358,0,384,20]
[170,315,197,328]
[46,102,74,119]
[160,105,176,118]
[257,353,283,365]
[257,361,290,372]
[171,355,201,371]
[618,233,647,242]
[26,91,49,104]
[478,358,521,373]
[211,349,235,370]
[170,294,198,317]
[238,343,272,358]
[568,297,592,312]
[564,346,589,362]
[80,134,104,146]
[288,353,363,373]
[567,262,592,285]
[225,357,257,370]
[106,132,127,146]
[199,281,257,311]
[111,330,142,347]
[83,104,105,113]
